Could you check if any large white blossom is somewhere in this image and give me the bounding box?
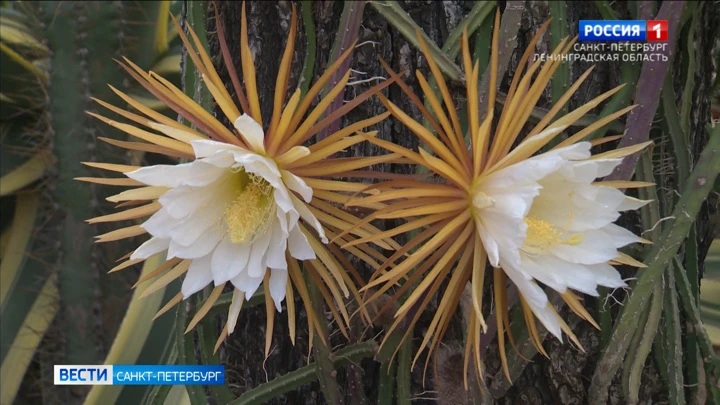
[352,13,654,380]
[473,141,648,339]
[127,115,326,331]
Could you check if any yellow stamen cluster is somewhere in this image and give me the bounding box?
[523,217,584,253]
[224,172,275,244]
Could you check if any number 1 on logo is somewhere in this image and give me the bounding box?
[652,23,661,39]
[646,20,668,41]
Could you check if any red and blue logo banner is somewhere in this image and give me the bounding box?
[579,20,668,41]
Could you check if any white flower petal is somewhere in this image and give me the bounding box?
[475,208,526,270]
[548,229,618,265]
[502,262,549,310]
[618,196,651,211]
[168,226,223,259]
[199,150,238,168]
[131,237,170,260]
[290,194,327,243]
[239,158,294,213]
[488,192,536,220]
[182,254,213,298]
[475,174,546,269]
[520,254,569,294]
[474,220,500,267]
[247,228,272,278]
[210,237,235,284]
[126,161,225,188]
[483,159,557,189]
[157,173,235,221]
[286,207,300,232]
[577,186,627,212]
[484,143,588,188]
[524,253,599,296]
[600,223,642,248]
[239,154,282,179]
[227,243,252,281]
[141,208,176,239]
[268,269,288,312]
[211,237,251,285]
[230,271,263,299]
[281,170,313,203]
[167,205,223,247]
[528,183,623,233]
[588,262,627,289]
[272,184,294,213]
[287,227,316,260]
[265,221,288,270]
[191,139,247,159]
[159,185,218,219]
[554,142,592,160]
[234,114,265,153]
[557,158,621,183]
[275,208,289,237]
[227,289,244,334]
[526,299,563,341]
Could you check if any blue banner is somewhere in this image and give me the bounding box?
[54,365,225,385]
[579,20,647,41]
[113,365,225,385]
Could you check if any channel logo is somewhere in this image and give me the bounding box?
[54,365,225,385]
[579,20,668,42]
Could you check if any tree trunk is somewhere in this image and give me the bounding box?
[205,1,718,404]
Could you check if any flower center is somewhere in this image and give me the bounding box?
[224,170,275,244]
[523,217,584,254]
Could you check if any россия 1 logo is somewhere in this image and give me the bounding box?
[579,20,668,41]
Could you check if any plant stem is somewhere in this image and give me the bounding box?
[174,301,206,404]
[591,0,642,142]
[299,1,316,98]
[377,354,396,405]
[588,124,720,405]
[308,279,343,404]
[662,72,691,188]
[661,60,698,403]
[477,1,523,117]
[548,1,569,146]
[679,3,698,138]
[396,337,412,405]
[673,257,720,380]
[317,0,365,142]
[679,4,700,397]
[621,151,660,392]
[663,262,686,405]
[604,1,685,182]
[44,1,101,373]
[229,342,377,405]
[369,1,463,81]
[627,278,664,404]
[443,1,495,63]
[621,294,651,399]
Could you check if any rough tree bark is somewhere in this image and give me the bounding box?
[204,1,718,404]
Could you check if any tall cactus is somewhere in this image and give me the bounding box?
[41,1,116,370]
[1,1,183,403]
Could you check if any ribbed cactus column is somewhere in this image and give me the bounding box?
[42,0,97,372]
[40,0,128,375]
